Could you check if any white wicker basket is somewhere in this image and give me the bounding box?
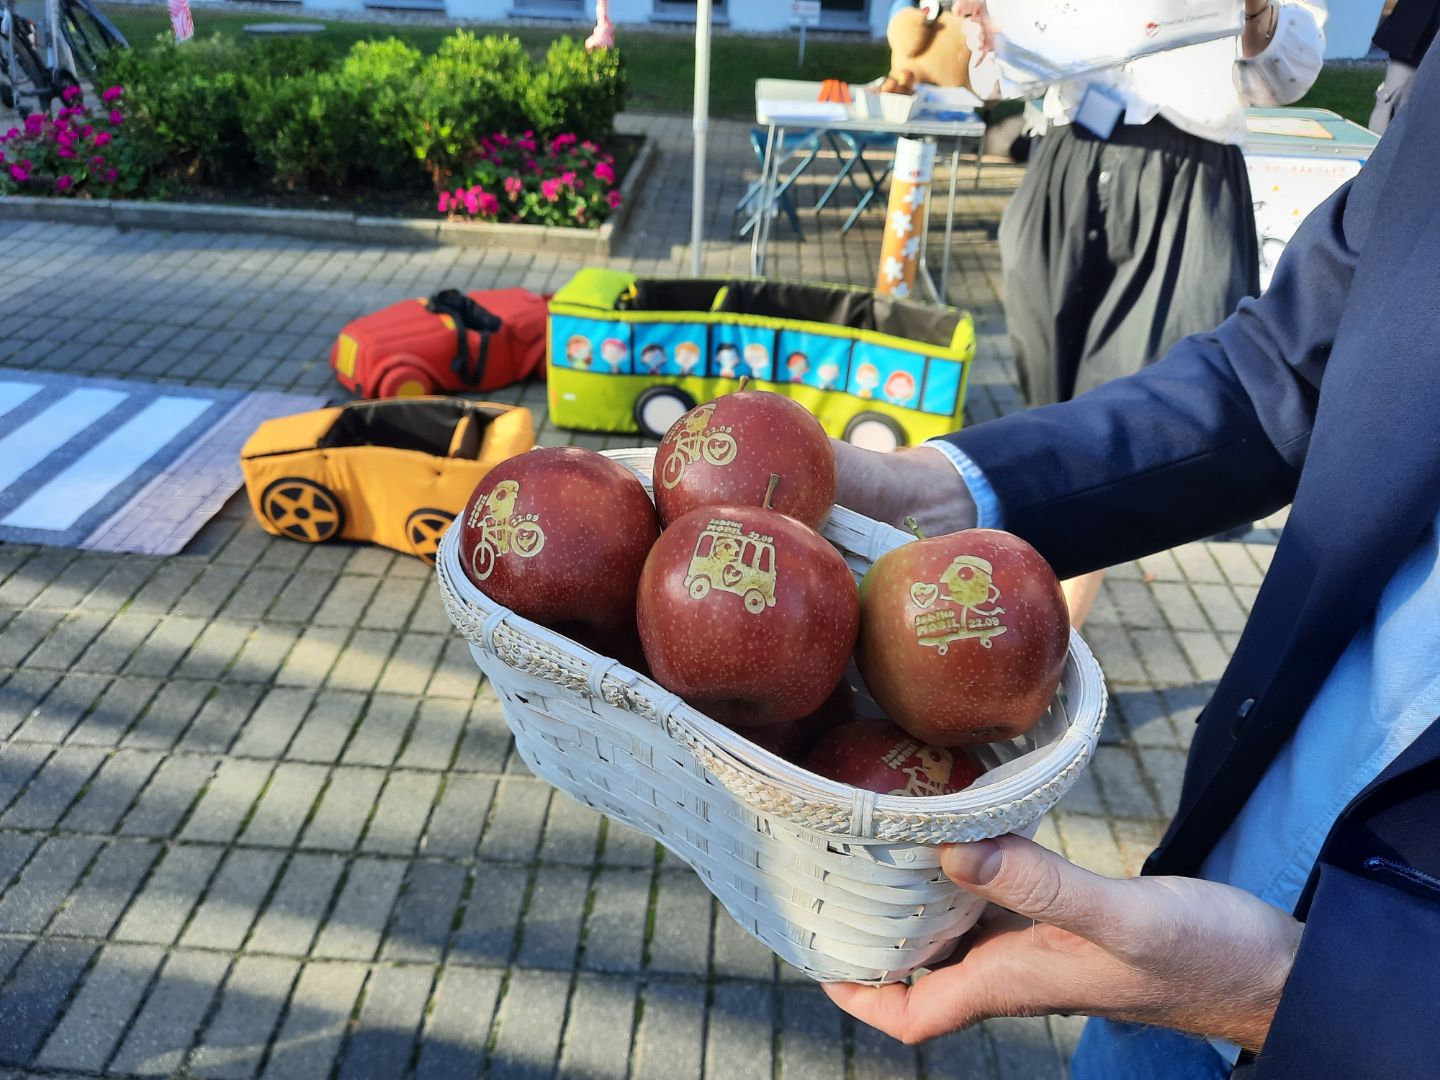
[435,447,1106,984]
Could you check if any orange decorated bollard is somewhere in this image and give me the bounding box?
[875,137,936,300]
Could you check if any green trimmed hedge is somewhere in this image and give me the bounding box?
[98,30,627,195]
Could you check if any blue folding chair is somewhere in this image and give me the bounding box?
[814,131,897,233]
[736,127,823,240]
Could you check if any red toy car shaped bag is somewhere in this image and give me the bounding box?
[332,287,548,399]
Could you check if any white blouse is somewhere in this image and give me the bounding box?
[970,2,1327,146]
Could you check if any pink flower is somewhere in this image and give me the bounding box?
[552,133,577,150]
[62,86,82,103]
[492,133,511,148]
[582,140,598,153]
[90,155,106,168]
[476,191,499,216]
[540,178,561,201]
[104,168,117,183]
[94,131,111,147]
[108,110,123,125]
[3,128,16,140]
[438,192,451,212]
[503,175,523,198]
[594,161,615,185]
[8,164,29,182]
[24,115,43,134]
[101,85,123,102]
[57,145,75,159]
[55,175,72,192]
[559,170,577,187]
[462,188,480,215]
[607,190,623,210]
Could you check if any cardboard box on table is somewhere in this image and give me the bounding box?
[1244,107,1379,291]
[1244,108,1376,292]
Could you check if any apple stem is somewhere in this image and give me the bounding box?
[736,376,751,393]
[904,516,926,540]
[764,474,781,510]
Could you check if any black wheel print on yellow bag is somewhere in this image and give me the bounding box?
[260,478,345,543]
[405,508,455,564]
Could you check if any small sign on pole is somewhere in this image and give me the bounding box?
[790,0,821,67]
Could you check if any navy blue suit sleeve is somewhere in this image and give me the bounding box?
[943,106,1404,579]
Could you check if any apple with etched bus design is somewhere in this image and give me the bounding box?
[636,495,858,729]
[653,388,835,529]
[802,719,986,796]
[458,447,659,656]
[856,527,1069,746]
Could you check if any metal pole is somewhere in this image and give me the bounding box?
[690,0,713,277]
[942,135,961,303]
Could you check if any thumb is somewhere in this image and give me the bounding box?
[941,834,1131,942]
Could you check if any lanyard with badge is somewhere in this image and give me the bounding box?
[1074,83,1126,140]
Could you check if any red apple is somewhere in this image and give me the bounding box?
[459,447,659,654]
[745,678,856,761]
[856,528,1069,746]
[801,719,986,796]
[637,503,858,728]
[653,390,835,530]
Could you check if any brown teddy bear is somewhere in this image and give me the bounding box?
[881,7,974,94]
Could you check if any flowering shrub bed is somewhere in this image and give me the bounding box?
[441,132,623,228]
[75,29,628,223]
[0,86,132,198]
[2,33,633,230]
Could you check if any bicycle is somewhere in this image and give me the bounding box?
[1,0,127,116]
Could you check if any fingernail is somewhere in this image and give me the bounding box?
[943,839,1002,886]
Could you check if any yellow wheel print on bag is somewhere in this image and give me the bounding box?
[260,478,344,543]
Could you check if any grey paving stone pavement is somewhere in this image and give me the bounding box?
[0,106,1287,1078]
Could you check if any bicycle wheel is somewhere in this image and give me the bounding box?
[59,0,126,83]
[1,15,47,116]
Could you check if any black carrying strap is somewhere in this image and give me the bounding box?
[427,289,504,387]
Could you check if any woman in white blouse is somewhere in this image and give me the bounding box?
[961,0,1326,405]
[949,0,1326,625]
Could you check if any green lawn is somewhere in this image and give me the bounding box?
[1294,65,1380,127]
[103,8,1379,126]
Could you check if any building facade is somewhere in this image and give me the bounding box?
[289,0,1378,59]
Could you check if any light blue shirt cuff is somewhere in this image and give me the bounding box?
[924,439,1003,530]
[1207,1038,1243,1067]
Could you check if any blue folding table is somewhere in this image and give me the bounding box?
[748,78,987,304]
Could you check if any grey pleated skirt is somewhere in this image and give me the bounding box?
[999,116,1260,406]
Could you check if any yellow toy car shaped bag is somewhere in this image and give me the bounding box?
[240,398,534,562]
